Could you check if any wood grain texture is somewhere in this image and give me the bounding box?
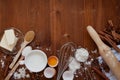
[0,0,120,80]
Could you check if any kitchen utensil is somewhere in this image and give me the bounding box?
[57,42,77,80]
[9,31,35,69]
[5,56,24,80]
[87,25,120,80]
[25,50,47,72]
[44,67,56,78]
[62,71,74,80]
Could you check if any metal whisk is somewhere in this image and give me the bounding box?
[57,42,77,80]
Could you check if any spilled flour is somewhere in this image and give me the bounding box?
[68,57,81,73]
[0,59,4,68]
[13,67,30,79]
[0,56,6,68]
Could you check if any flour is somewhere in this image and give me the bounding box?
[13,67,30,79]
[0,59,4,68]
[75,48,89,62]
[91,49,97,54]
[68,57,81,73]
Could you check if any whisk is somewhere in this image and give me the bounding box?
[57,42,77,80]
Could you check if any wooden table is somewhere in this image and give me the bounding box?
[0,0,120,80]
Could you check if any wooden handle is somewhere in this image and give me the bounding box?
[5,56,24,80]
[87,25,105,47]
[9,42,26,69]
[87,26,120,80]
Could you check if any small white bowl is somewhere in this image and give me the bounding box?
[44,67,56,78]
[62,71,74,80]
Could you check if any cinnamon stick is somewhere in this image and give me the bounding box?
[112,30,120,41]
[99,34,120,53]
[92,67,109,80]
[105,35,120,52]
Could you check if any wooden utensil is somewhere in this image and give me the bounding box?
[87,26,120,80]
[5,56,24,80]
[9,31,35,69]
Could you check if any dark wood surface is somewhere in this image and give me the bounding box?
[0,0,120,80]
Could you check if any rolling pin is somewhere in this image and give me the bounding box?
[87,26,120,80]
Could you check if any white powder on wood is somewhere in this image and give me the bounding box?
[13,67,30,79]
[68,57,81,73]
[75,48,89,62]
[0,59,4,68]
[91,49,97,54]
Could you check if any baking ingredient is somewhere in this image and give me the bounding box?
[68,57,80,73]
[48,56,58,67]
[44,67,56,78]
[0,59,4,68]
[75,48,89,62]
[5,29,17,45]
[13,67,30,79]
[62,71,74,80]
[0,32,18,51]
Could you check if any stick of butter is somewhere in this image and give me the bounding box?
[5,29,16,45]
[0,29,18,52]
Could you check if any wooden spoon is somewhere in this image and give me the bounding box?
[87,26,120,80]
[5,56,24,80]
[9,31,35,69]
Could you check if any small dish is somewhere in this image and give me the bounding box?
[0,27,24,55]
[25,50,47,72]
[62,71,74,80]
[44,67,56,78]
[48,56,59,67]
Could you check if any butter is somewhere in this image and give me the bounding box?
[0,29,18,52]
[5,29,16,45]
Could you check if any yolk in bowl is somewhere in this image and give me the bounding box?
[48,56,58,67]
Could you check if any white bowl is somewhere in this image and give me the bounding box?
[25,50,47,72]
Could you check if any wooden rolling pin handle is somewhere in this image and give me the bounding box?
[87,25,105,47]
[87,25,120,80]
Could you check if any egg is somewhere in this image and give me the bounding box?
[48,56,59,67]
[62,71,74,80]
[44,67,56,78]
